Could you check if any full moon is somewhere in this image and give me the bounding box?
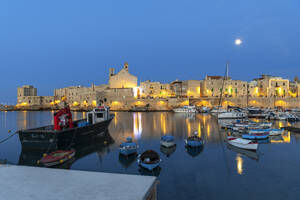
[235,38,242,46]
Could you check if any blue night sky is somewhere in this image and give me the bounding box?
[1,0,300,103]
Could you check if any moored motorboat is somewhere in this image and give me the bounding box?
[137,150,161,171]
[185,132,203,147]
[218,111,248,119]
[227,136,258,151]
[160,135,175,148]
[242,133,269,140]
[173,106,197,113]
[38,149,75,167]
[119,137,138,156]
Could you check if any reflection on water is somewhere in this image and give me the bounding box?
[236,154,243,175]
[2,111,300,200]
[160,145,176,157]
[133,113,142,139]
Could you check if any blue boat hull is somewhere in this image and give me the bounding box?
[139,162,160,171]
[242,134,268,140]
[186,140,203,147]
[119,148,137,156]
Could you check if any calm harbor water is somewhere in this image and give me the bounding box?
[1,111,300,200]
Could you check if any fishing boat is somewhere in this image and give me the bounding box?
[242,133,269,140]
[119,137,138,156]
[38,149,75,167]
[137,150,161,171]
[18,105,114,150]
[173,106,197,113]
[185,132,203,147]
[160,135,175,148]
[227,136,258,151]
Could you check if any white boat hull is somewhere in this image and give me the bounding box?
[218,112,248,119]
[160,140,175,148]
[227,137,258,151]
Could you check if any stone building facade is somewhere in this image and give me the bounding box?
[17,85,37,104]
[201,76,247,97]
[170,80,201,98]
[255,75,289,97]
[109,62,137,89]
[140,81,171,98]
[17,85,54,107]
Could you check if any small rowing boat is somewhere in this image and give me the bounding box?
[137,150,161,171]
[185,132,203,147]
[227,136,258,151]
[119,137,138,156]
[160,135,175,148]
[38,149,75,167]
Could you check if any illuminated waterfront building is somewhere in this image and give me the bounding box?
[254,75,289,97]
[201,76,247,97]
[140,80,171,98]
[170,80,201,98]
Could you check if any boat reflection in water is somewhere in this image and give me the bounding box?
[160,145,176,157]
[257,138,270,144]
[18,130,114,169]
[118,154,138,169]
[185,146,204,157]
[138,166,162,177]
[226,143,259,161]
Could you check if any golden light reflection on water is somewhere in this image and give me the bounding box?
[198,123,201,137]
[283,131,291,143]
[278,121,284,128]
[207,124,210,137]
[114,112,118,125]
[161,113,167,134]
[186,118,191,136]
[236,154,243,175]
[133,113,142,139]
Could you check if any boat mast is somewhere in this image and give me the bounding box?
[218,63,229,107]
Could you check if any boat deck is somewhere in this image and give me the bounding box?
[0,165,157,200]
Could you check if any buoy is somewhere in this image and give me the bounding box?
[43,153,47,157]
[59,160,64,163]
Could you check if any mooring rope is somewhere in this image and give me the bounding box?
[0,132,18,144]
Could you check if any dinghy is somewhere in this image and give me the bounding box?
[38,149,75,167]
[227,136,258,151]
[137,150,161,171]
[119,137,138,156]
[185,132,203,147]
[160,135,175,148]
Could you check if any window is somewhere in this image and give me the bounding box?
[96,113,104,118]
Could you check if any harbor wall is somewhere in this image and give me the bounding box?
[4,97,300,111]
